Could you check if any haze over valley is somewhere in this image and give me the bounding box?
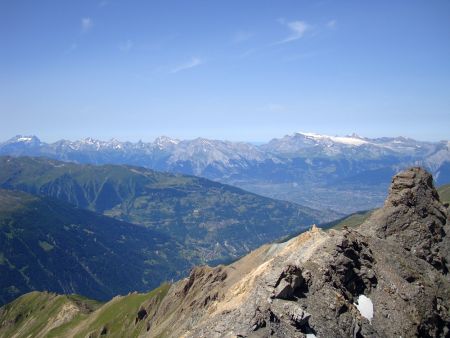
[1,0,450,336]
[2,132,449,213]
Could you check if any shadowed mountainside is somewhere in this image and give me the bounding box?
[2,167,449,337]
[0,189,187,306]
[0,156,331,265]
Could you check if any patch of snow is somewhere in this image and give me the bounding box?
[154,136,180,145]
[17,137,33,142]
[355,294,374,323]
[154,136,180,149]
[306,334,316,338]
[298,132,369,146]
[82,137,97,145]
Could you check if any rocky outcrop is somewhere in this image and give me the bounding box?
[1,167,449,337]
[360,167,449,272]
[141,167,450,337]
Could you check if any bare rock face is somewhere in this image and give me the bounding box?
[140,167,450,338]
[360,167,449,272]
[271,265,304,300]
[2,167,450,337]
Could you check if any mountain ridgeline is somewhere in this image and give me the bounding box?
[0,189,187,306]
[1,133,449,213]
[1,167,449,337]
[0,156,328,306]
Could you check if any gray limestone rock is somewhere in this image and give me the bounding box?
[142,167,450,338]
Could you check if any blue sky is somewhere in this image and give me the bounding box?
[1,0,449,142]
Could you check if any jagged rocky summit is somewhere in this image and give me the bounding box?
[141,167,450,337]
[0,167,449,337]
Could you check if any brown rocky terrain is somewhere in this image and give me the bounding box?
[1,167,449,337]
[141,167,450,337]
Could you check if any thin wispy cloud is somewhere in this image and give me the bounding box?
[65,42,78,54]
[239,48,256,59]
[119,40,133,52]
[266,103,286,112]
[170,57,203,74]
[276,20,311,44]
[327,19,337,29]
[233,31,254,43]
[81,17,93,33]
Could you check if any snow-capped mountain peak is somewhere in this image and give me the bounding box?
[5,135,41,145]
[81,137,98,145]
[297,132,368,146]
[153,136,180,148]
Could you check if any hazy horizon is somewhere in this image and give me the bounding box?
[2,130,449,144]
[2,1,449,142]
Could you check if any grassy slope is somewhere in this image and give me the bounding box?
[324,210,375,231]
[439,183,450,205]
[2,184,449,337]
[0,189,186,306]
[0,284,169,338]
[0,291,101,338]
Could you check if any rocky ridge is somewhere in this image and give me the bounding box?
[360,167,449,272]
[142,167,450,337]
[0,167,449,337]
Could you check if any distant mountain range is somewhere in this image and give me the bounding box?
[1,133,449,213]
